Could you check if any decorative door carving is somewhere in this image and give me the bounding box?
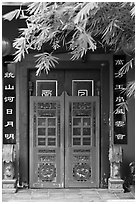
[29,94,64,188]
[29,69,100,188]
[65,93,99,187]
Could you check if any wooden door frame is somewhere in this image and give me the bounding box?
[16,53,112,187]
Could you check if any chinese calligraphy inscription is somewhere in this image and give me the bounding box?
[3,68,16,144]
[113,55,127,144]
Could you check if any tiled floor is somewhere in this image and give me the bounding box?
[2,187,135,202]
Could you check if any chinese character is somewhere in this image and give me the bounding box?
[4,121,14,127]
[78,90,88,96]
[115,108,125,115]
[115,84,125,90]
[115,134,125,139]
[115,121,125,127]
[4,72,15,78]
[115,59,124,66]
[115,96,125,103]
[4,97,15,102]
[4,134,14,140]
[42,90,52,96]
[5,84,14,90]
[6,109,13,115]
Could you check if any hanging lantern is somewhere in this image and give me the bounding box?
[2,37,11,56]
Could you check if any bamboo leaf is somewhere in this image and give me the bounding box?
[34,52,59,75]
[74,2,98,24]
[3,9,21,21]
[115,59,134,78]
[114,102,129,112]
[131,6,135,18]
[126,81,135,98]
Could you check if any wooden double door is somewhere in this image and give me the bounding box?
[29,69,100,188]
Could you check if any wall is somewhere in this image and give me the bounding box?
[121,65,135,179]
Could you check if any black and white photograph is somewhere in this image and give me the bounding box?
[1,0,135,202]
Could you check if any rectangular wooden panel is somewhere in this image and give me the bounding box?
[29,93,64,188]
[65,93,100,187]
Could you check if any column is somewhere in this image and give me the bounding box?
[108,145,124,192]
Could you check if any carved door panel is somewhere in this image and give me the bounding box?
[29,94,64,188]
[29,69,100,188]
[65,93,99,187]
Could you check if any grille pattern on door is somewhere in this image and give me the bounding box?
[65,94,99,187]
[30,93,99,188]
[37,102,59,148]
[30,95,64,188]
[72,102,95,147]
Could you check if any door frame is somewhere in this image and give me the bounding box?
[16,53,112,187]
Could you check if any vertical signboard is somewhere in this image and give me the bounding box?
[113,55,127,144]
[3,63,16,144]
